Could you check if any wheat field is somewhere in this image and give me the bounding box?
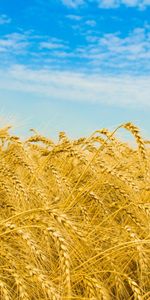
[0,122,150,300]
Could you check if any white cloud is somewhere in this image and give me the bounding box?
[39,38,69,50]
[85,20,96,27]
[77,27,150,72]
[40,42,67,49]
[0,32,29,54]
[97,0,150,8]
[0,14,11,25]
[0,64,150,108]
[66,14,82,20]
[98,0,119,8]
[0,26,150,74]
[122,0,140,6]
[61,0,85,8]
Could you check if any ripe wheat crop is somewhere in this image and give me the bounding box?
[0,122,150,299]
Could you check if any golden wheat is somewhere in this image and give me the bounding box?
[0,122,150,299]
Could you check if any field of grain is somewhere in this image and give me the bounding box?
[0,122,150,299]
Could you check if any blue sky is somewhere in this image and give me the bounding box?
[0,0,150,140]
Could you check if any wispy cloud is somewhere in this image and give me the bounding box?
[61,0,85,8]
[0,14,11,25]
[0,24,150,74]
[40,26,150,74]
[0,32,29,54]
[97,0,150,9]
[76,26,150,73]
[85,20,96,27]
[66,14,82,20]
[0,64,150,108]
[39,38,69,50]
[0,30,72,68]
[60,0,150,9]
[98,0,119,9]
